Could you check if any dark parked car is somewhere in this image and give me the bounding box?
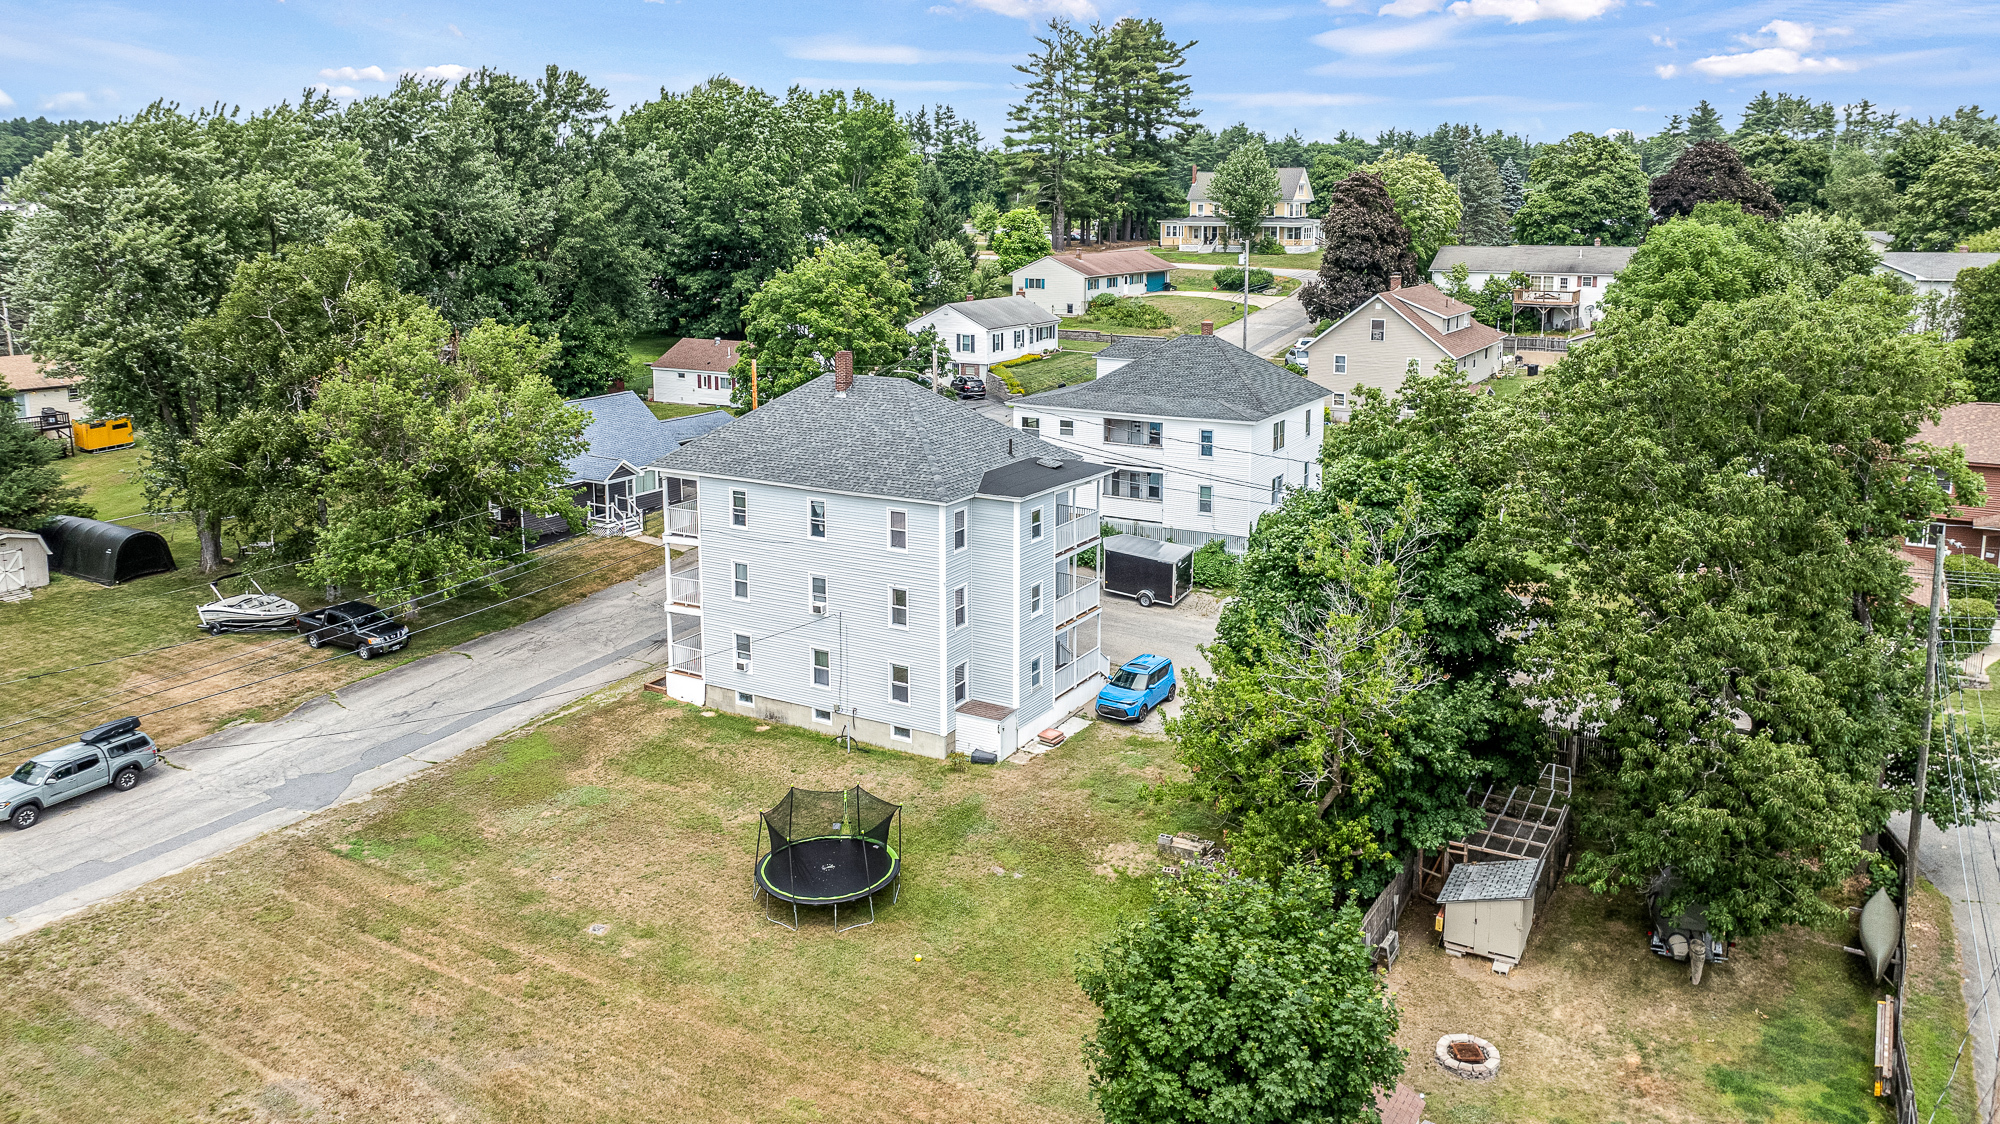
[296,600,410,659]
[951,373,988,400]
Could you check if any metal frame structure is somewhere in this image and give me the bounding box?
[1420,763,1572,904]
[751,785,903,933]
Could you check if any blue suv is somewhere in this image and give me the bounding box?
[1097,655,1176,722]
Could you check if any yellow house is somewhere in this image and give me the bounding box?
[1159,167,1319,254]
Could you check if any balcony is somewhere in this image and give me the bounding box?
[669,548,701,610]
[23,409,71,434]
[1054,641,1104,697]
[1512,288,1580,307]
[667,499,699,542]
[1055,571,1099,626]
[667,612,703,676]
[1052,503,1100,556]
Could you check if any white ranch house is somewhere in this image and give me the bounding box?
[651,352,1112,759]
[1010,330,1328,552]
[905,296,1058,382]
[649,337,742,408]
[1010,250,1173,320]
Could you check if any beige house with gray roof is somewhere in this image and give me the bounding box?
[1159,167,1319,254]
[1305,276,1505,403]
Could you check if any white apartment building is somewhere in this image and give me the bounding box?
[1010,330,1329,551]
[651,353,1111,758]
[1428,244,1638,333]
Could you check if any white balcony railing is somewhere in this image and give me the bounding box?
[1054,576,1099,625]
[1054,646,1103,697]
[1052,503,1099,555]
[669,642,703,677]
[667,500,699,540]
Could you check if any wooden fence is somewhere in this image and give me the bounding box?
[1360,852,1420,954]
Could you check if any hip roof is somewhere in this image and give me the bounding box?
[1016,332,1327,422]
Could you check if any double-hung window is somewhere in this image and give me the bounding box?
[1058,418,1074,437]
[1334,354,1348,374]
[1013,329,1025,348]
[954,663,968,703]
[1030,508,1043,539]
[809,499,826,538]
[1021,416,1040,432]
[890,665,910,704]
[991,332,1005,352]
[889,587,909,627]
[731,490,748,526]
[1369,319,1385,342]
[1304,410,1311,437]
[1199,485,1213,514]
[733,562,750,600]
[812,649,832,688]
[1029,658,1042,688]
[888,509,907,549]
[1272,420,1286,451]
[1271,475,1285,504]
[953,510,967,550]
[1199,429,1213,457]
[735,633,752,667]
[810,575,827,613]
[1030,583,1042,614]
[954,586,968,627]
[956,334,976,353]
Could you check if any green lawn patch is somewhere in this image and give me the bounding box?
[646,400,729,421]
[1155,249,1322,270]
[625,332,680,398]
[1062,294,1249,338]
[1166,269,1299,296]
[1009,351,1098,395]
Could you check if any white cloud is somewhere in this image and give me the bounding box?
[1689,46,1856,76]
[447,23,464,36]
[1655,63,1679,77]
[781,36,1017,64]
[1446,0,1620,22]
[409,64,474,81]
[1203,91,1383,107]
[314,83,361,97]
[1754,19,1847,50]
[1378,0,1444,15]
[949,0,1097,17]
[1312,18,1455,54]
[319,65,389,82]
[42,92,89,110]
[1650,30,1676,47]
[0,88,13,109]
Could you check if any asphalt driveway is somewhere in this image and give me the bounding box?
[1095,580,1223,735]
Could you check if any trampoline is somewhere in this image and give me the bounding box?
[753,786,902,931]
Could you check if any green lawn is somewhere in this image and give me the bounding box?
[646,400,730,421]
[1008,350,1098,395]
[0,688,1209,1122]
[1061,294,1249,338]
[0,443,664,753]
[1154,249,1322,270]
[1167,269,1300,296]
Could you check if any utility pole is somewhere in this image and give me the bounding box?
[750,359,758,410]
[1900,526,1947,1006]
[1241,250,1251,350]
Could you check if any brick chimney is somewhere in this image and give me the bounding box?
[1192,163,1198,185]
[1200,320,1213,335]
[1388,273,1402,291]
[833,350,854,394]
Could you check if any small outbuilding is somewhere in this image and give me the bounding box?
[1101,535,1193,608]
[39,515,177,585]
[0,528,53,600]
[1436,858,1543,972]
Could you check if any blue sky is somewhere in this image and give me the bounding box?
[1,0,1995,144]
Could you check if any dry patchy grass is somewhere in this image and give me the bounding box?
[0,691,1205,1123]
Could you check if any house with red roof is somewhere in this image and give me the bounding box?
[649,337,742,408]
[1303,274,1506,404]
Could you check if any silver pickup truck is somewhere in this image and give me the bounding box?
[0,717,160,830]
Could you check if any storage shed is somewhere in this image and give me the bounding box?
[40,515,177,585]
[0,529,52,599]
[1437,858,1543,972]
[1101,535,1193,608]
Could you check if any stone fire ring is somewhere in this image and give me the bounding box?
[1435,1034,1500,1080]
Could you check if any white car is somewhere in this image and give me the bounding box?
[1296,337,1314,350]
[1285,347,1310,369]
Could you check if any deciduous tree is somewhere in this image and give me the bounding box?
[730,240,917,406]
[1960,262,2000,401]
[1600,218,1773,325]
[1649,141,1782,220]
[1735,132,1829,212]
[1078,865,1404,1124]
[1892,144,2000,251]
[1510,131,1650,246]
[1206,139,1280,250]
[1361,151,1461,265]
[1299,173,1419,323]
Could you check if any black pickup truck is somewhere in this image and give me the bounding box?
[296,600,410,659]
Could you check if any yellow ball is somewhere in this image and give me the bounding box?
[914,955,922,962]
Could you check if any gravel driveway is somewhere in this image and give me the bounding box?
[1095,582,1224,735]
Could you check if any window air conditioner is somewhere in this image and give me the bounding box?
[811,603,826,615]
[735,659,750,672]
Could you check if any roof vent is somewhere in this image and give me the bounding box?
[1037,457,1063,469]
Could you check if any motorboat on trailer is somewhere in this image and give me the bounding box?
[195,573,301,633]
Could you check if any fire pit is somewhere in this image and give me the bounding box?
[1435,1034,1500,1080]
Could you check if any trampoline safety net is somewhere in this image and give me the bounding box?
[762,785,899,852]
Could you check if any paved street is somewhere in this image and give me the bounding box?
[0,566,672,942]
[1893,809,2000,1117]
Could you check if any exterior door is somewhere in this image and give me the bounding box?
[0,547,23,594]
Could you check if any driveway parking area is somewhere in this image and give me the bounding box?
[1094,584,1223,734]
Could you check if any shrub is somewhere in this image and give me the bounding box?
[1089,296,1173,329]
[1213,266,1274,292]
[1250,234,1284,255]
[1944,552,2000,601]
[1191,538,1239,589]
[1943,596,1998,663]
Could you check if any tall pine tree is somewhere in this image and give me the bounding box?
[1006,20,1096,249]
[1451,126,1508,245]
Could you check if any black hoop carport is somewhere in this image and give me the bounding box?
[753,786,902,931]
[40,516,177,585]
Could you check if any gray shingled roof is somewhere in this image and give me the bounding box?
[1017,332,1326,422]
[1437,859,1542,904]
[563,392,732,484]
[1098,336,1165,360]
[1877,252,2000,282]
[934,296,1058,331]
[651,374,1106,503]
[1188,167,1309,204]
[1431,244,1637,275]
